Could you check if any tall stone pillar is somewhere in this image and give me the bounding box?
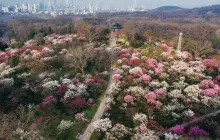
[177,32,183,52]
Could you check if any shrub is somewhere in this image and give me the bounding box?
[9,55,20,67]
[10,42,24,49]
[69,98,87,110]
[0,42,9,51]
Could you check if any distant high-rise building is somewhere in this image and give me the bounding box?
[22,3,28,12]
[54,0,57,8]
[0,5,3,13]
[33,4,37,12]
[66,0,69,7]
[40,0,45,10]
[72,0,74,6]
[48,0,53,11]
[28,4,32,12]
[3,6,14,13]
[15,4,19,9]
[133,0,137,8]
[95,2,98,11]
[89,2,93,13]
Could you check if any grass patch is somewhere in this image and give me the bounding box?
[85,95,104,119]
[90,131,104,140]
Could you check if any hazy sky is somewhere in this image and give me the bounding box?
[0,0,220,8]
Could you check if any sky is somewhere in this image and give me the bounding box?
[0,0,220,9]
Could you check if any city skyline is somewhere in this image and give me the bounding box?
[0,0,220,9]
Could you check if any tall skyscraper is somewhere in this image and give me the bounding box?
[33,4,37,12]
[66,0,69,7]
[48,0,52,10]
[40,0,44,10]
[133,0,137,8]
[22,3,28,12]
[89,2,92,13]
[95,2,98,11]
[54,0,57,8]
[28,4,32,12]
[71,0,74,6]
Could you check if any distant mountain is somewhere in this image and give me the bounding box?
[146,5,220,18]
[153,6,185,11]
[192,5,220,15]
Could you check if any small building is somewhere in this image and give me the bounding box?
[111,23,122,31]
[111,23,123,38]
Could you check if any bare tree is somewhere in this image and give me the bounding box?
[65,45,95,74]
[172,37,213,56]
[75,20,95,44]
[191,40,214,56]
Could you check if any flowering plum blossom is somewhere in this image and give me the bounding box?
[129,67,143,76]
[38,96,57,108]
[216,75,220,81]
[129,57,139,65]
[184,85,200,99]
[176,51,189,59]
[183,109,195,117]
[75,113,87,121]
[131,129,159,140]
[57,120,73,132]
[105,104,111,110]
[42,80,60,90]
[187,126,209,137]
[135,123,148,132]
[168,89,183,98]
[63,83,88,99]
[165,132,179,140]
[170,125,185,135]
[105,124,129,140]
[155,101,162,109]
[124,95,134,104]
[127,86,146,98]
[154,67,163,75]
[102,40,220,139]
[112,74,122,82]
[133,113,148,123]
[202,88,218,96]
[57,84,68,95]
[145,58,158,70]
[140,74,151,85]
[1,33,220,139]
[154,89,165,95]
[149,80,161,88]
[203,59,219,69]
[0,78,14,87]
[145,92,157,104]
[91,118,112,132]
[199,80,215,89]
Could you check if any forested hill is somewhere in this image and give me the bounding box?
[152,5,220,15]
[153,6,185,11]
[192,5,220,15]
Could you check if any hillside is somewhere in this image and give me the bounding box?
[192,4,220,15]
[153,6,185,11]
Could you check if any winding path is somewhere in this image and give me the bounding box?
[79,39,116,140]
[168,109,220,131]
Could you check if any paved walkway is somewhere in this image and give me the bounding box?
[79,39,116,140]
[79,72,113,140]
